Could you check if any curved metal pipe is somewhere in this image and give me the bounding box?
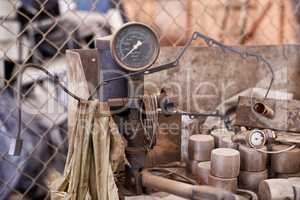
[9,64,81,156]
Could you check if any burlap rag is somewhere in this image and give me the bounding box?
[51,100,125,200]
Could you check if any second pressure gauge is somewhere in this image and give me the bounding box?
[247,129,267,148]
[111,22,160,72]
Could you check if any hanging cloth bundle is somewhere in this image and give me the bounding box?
[14,64,125,200]
[51,100,125,200]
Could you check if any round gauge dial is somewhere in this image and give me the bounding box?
[248,129,266,148]
[111,22,160,71]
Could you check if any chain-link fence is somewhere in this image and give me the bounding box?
[0,0,300,199]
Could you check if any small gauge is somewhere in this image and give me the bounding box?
[247,129,267,148]
[111,22,160,71]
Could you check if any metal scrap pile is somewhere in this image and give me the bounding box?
[184,94,300,200]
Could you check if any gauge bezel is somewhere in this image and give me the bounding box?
[246,129,267,149]
[110,22,160,72]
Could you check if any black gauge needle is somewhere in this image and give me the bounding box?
[122,40,143,60]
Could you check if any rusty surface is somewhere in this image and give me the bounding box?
[258,179,294,200]
[236,96,300,132]
[145,45,300,114]
[145,114,181,167]
[253,102,274,119]
[271,144,300,173]
[238,170,268,192]
[71,49,100,89]
[239,145,267,172]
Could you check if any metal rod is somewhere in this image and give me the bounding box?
[141,169,238,200]
[142,169,193,198]
[89,31,274,101]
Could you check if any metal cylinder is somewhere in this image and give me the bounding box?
[211,129,235,147]
[253,102,274,119]
[208,174,238,193]
[271,144,300,173]
[186,160,199,177]
[238,170,268,192]
[258,179,294,200]
[188,134,215,161]
[211,148,240,178]
[239,145,267,172]
[195,161,211,184]
[288,178,300,200]
[276,172,300,178]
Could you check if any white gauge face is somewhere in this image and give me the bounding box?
[250,130,265,147]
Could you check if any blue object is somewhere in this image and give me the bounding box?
[76,0,111,13]
[0,89,67,199]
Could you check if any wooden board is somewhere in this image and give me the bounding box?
[235,96,300,132]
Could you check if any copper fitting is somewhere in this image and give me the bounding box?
[253,102,274,119]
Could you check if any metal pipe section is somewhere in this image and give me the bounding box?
[142,170,193,198]
[253,102,274,119]
[141,170,239,200]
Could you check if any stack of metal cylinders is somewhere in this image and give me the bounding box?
[186,134,214,183]
[208,148,240,193]
[238,145,268,192]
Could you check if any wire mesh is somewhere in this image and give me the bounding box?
[0,0,300,199]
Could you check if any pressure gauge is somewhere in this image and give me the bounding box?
[246,129,267,148]
[111,22,160,72]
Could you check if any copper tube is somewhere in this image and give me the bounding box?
[141,170,238,200]
[253,102,274,119]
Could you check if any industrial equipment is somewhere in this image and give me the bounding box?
[12,22,280,199]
